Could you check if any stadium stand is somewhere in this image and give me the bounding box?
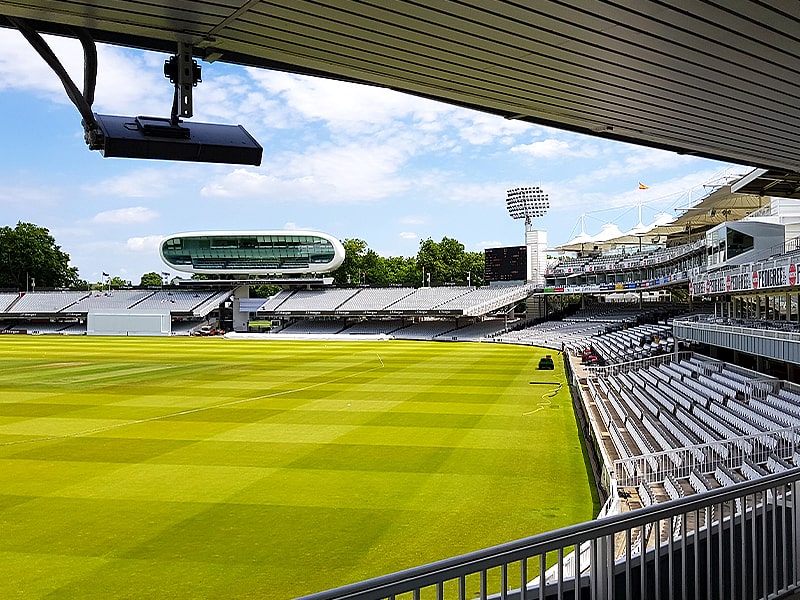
[433,284,533,316]
[133,290,227,315]
[273,288,359,312]
[278,319,346,334]
[253,289,294,312]
[392,320,459,340]
[385,286,471,310]
[442,318,509,341]
[0,288,232,334]
[585,353,800,505]
[342,319,406,335]
[494,320,609,350]
[335,287,415,311]
[67,290,154,311]
[7,291,88,313]
[0,293,19,312]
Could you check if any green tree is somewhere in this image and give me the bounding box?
[416,236,480,285]
[250,284,282,298]
[140,272,164,287]
[108,276,127,288]
[384,255,421,287]
[461,250,485,286]
[0,222,79,289]
[331,238,369,285]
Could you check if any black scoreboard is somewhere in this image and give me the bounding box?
[484,245,527,282]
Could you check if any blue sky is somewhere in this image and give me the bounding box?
[0,29,750,284]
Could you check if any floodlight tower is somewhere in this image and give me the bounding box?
[506,186,550,227]
[506,186,549,286]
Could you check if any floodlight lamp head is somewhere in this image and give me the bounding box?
[506,186,549,221]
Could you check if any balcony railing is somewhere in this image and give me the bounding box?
[297,468,800,600]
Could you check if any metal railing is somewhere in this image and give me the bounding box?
[614,426,800,487]
[584,351,692,378]
[297,469,800,600]
[673,319,800,344]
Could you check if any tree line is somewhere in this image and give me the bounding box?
[330,237,484,288]
[0,222,486,291]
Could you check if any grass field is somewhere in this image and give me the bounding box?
[0,336,599,599]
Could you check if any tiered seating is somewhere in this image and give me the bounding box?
[254,289,295,312]
[132,290,217,312]
[393,320,457,340]
[444,319,508,340]
[728,398,789,431]
[547,255,592,275]
[495,321,608,350]
[741,458,768,480]
[760,393,800,426]
[549,240,704,275]
[386,287,471,310]
[274,288,359,312]
[767,454,793,473]
[0,293,18,311]
[591,352,800,513]
[278,319,345,334]
[238,298,270,312]
[663,473,684,501]
[434,285,532,315]
[589,324,673,364]
[335,288,414,311]
[69,290,154,312]
[344,319,406,335]
[7,291,88,313]
[638,482,656,507]
[57,322,86,335]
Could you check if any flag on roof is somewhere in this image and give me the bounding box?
[638,182,649,189]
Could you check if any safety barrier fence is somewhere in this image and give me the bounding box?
[584,351,692,377]
[297,468,800,600]
[614,425,800,488]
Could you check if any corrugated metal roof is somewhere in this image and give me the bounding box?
[2,0,800,171]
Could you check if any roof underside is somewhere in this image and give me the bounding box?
[2,1,800,172]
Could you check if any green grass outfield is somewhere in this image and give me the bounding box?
[0,336,599,599]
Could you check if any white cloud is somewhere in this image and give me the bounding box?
[511,138,572,158]
[437,182,507,205]
[92,206,158,225]
[246,70,449,133]
[400,216,427,225]
[201,142,411,202]
[126,235,163,252]
[475,240,505,250]
[399,231,417,240]
[452,111,533,145]
[0,30,168,116]
[0,183,60,206]
[84,166,201,199]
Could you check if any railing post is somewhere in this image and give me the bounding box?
[591,534,614,599]
[793,480,800,588]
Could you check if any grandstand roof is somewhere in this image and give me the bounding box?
[570,170,783,248]
[649,189,769,240]
[732,168,800,199]
[3,2,800,172]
